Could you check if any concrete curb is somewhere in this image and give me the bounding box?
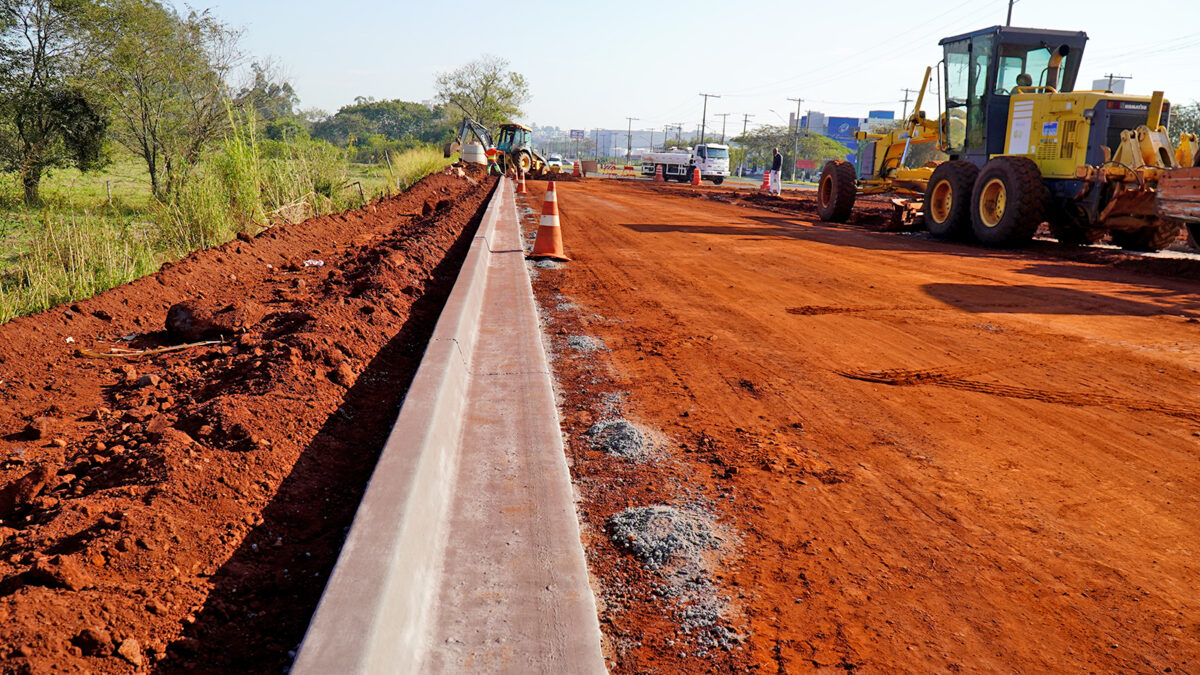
[293,177,605,674]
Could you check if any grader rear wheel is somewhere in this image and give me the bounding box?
[970,156,1048,247]
[817,160,857,223]
[924,160,978,239]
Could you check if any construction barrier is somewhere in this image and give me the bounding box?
[597,164,640,178]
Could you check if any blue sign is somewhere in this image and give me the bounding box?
[825,116,859,162]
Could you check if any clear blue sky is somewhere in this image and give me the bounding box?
[204,0,1198,134]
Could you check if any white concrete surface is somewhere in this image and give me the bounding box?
[293,177,605,674]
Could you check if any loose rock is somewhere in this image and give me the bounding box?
[587,418,648,459]
[117,638,143,666]
[607,506,718,569]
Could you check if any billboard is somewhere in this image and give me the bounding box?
[825,116,859,162]
[569,129,585,140]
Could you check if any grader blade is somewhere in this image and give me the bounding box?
[1157,167,1200,224]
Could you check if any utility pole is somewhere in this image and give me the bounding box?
[663,125,670,151]
[1103,73,1131,91]
[900,88,917,119]
[1006,0,1016,26]
[739,113,754,176]
[593,128,599,160]
[699,92,720,145]
[787,97,803,182]
[649,130,655,152]
[674,122,683,143]
[626,116,639,160]
[716,113,731,143]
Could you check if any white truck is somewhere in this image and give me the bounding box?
[640,144,730,184]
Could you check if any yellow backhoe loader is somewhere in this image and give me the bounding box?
[444,118,551,177]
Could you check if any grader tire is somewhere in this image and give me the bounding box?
[1188,223,1200,250]
[923,160,978,239]
[1110,220,1181,252]
[817,160,857,223]
[970,156,1048,247]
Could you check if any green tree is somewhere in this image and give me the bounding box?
[0,0,108,206]
[434,55,529,131]
[731,124,849,173]
[313,99,443,144]
[236,61,298,123]
[89,0,239,197]
[1172,101,1200,139]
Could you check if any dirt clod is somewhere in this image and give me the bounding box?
[28,555,90,591]
[72,627,114,657]
[0,463,57,516]
[165,299,264,341]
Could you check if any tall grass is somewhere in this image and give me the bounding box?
[0,214,158,322]
[156,110,354,251]
[386,146,453,191]
[0,122,455,324]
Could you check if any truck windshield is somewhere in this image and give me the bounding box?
[705,148,729,159]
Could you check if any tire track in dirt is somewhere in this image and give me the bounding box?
[838,366,1200,422]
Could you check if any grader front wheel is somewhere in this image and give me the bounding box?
[817,160,857,223]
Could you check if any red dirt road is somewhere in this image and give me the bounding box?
[521,180,1200,672]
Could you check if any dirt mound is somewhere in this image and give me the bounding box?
[0,172,496,673]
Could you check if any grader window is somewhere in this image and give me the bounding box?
[944,41,970,153]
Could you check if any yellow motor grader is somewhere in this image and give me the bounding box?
[816,25,1200,250]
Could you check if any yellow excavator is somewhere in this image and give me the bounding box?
[817,25,1200,250]
[444,118,551,177]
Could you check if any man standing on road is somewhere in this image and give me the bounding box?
[770,147,783,196]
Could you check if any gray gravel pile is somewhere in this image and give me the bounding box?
[535,259,562,270]
[606,505,717,569]
[566,334,604,352]
[587,417,647,459]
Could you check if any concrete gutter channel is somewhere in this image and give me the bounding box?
[293,177,606,673]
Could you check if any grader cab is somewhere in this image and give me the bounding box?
[817,25,1200,250]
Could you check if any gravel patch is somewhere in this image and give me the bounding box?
[535,259,562,270]
[587,417,648,459]
[566,334,605,352]
[606,505,717,569]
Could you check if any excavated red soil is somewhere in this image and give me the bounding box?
[0,171,495,673]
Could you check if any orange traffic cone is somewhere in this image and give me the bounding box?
[531,181,570,261]
[760,170,771,192]
[691,166,701,186]
[517,170,527,194]
[653,165,664,182]
[572,161,582,178]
